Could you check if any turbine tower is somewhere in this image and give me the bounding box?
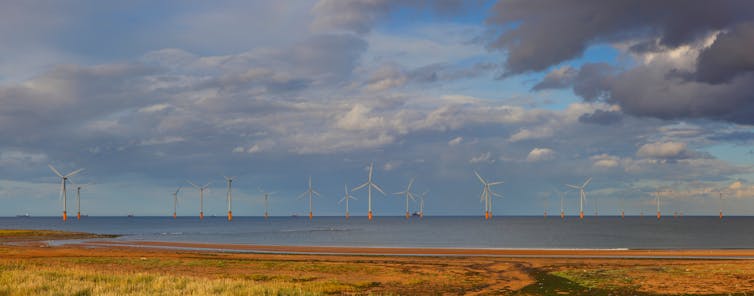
[474,171,503,220]
[555,189,567,220]
[718,191,724,220]
[187,181,210,219]
[418,191,427,218]
[258,189,275,219]
[566,177,591,219]
[48,164,84,221]
[339,184,357,219]
[224,176,236,221]
[353,162,386,220]
[655,189,661,220]
[70,181,92,220]
[172,187,181,219]
[394,178,417,219]
[298,176,320,220]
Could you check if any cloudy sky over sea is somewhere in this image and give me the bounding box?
[3,1,754,216]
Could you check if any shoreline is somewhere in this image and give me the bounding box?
[82,240,754,259]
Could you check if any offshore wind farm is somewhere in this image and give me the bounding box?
[4,1,754,294]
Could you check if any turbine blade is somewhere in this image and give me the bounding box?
[582,177,592,188]
[491,191,503,198]
[352,182,368,191]
[372,183,386,195]
[65,168,84,178]
[187,181,200,189]
[474,170,486,184]
[393,191,405,195]
[350,196,358,200]
[566,184,580,189]
[48,164,64,178]
[298,192,307,199]
[408,178,415,190]
[312,190,321,197]
[488,181,504,186]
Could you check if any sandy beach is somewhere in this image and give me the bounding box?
[84,239,754,259]
[2,230,754,295]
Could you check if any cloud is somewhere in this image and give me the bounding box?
[311,0,469,34]
[531,66,577,91]
[488,1,754,124]
[591,154,621,168]
[508,127,553,142]
[526,148,555,162]
[636,141,691,159]
[448,136,463,146]
[469,152,495,164]
[578,109,623,125]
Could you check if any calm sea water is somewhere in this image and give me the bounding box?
[1,216,753,249]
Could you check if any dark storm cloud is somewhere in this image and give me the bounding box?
[493,1,754,124]
[578,109,623,126]
[487,0,754,76]
[693,22,754,84]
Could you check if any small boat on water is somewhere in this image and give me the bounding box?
[127,214,134,218]
[15,213,31,218]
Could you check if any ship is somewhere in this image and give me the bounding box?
[15,213,31,218]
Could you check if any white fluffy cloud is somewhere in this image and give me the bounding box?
[636,141,690,159]
[526,148,555,162]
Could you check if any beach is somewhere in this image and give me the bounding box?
[2,230,754,295]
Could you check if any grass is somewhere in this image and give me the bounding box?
[0,229,116,242]
[0,262,353,295]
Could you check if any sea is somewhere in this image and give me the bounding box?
[2,216,753,250]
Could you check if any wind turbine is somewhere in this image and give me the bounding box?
[554,189,568,220]
[49,164,84,221]
[353,162,386,220]
[474,171,503,220]
[653,187,670,220]
[172,187,181,219]
[70,180,93,220]
[258,188,275,219]
[187,181,210,219]
[566,177,591,219]
[339,184,357,219]
[298,176,320,220]
[418,191,427,218]
[394,178,417,219]
[717,191,724,220]
[224,176,236,221]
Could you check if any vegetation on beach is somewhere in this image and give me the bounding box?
[0,229,116,242]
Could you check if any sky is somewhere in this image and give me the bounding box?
[3,0,754,217]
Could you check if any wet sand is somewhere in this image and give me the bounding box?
[85,240,754,259]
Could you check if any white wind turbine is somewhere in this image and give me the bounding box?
[172,187,181,219]
[187,181,211,219]
[224,176,236,221]
[418,191,427,218]
[49,164,84,221]
[554,189,568,220]
[339,184,357,219]
[258,188,275,219]
[70,180,93,220]
[298,176,320,220]
[394,178,417,219]
[474,171,503,220]
[353,162,386,220]
[566,177,591,220]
